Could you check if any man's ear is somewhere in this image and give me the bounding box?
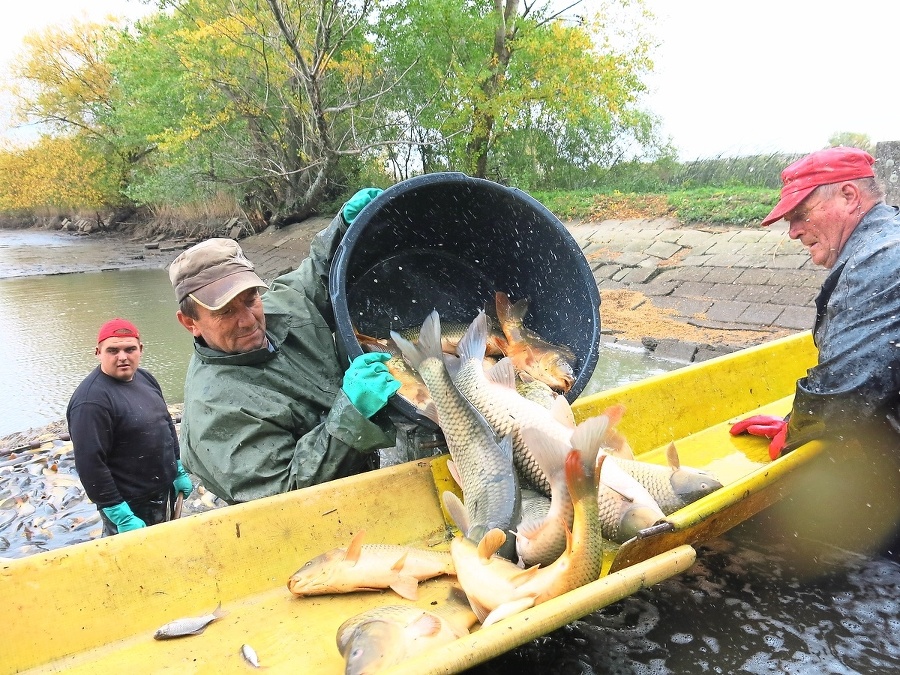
[176,310,202,338]
[94,346,101,357]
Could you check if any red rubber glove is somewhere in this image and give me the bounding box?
[729,415,788,460]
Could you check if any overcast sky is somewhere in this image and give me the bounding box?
[2,0,898,160]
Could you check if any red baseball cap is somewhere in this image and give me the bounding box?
[761,147,876,226]
[97,318,140,344]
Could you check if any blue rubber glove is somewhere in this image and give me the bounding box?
[342,188,383,224]
[101,502,146,533]
[342,352,401,418]
[173,460,193,498]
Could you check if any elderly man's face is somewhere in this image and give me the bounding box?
[786,187,855,269]
[178,288,267,354]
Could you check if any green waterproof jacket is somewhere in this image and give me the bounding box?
[180,214,395,504]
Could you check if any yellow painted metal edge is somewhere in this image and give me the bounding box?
[383,545,698,675]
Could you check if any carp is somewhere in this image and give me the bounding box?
[609,442,723,515]
[336,597,476,675]
[153,603,227,640]
[392,310,521,562]
[286,530,455,601]
[494,291,576,393]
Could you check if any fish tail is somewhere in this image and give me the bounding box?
[456,311,488,363]
[212,602,228,620]
[392,311,442,370]
[565,450,592,503]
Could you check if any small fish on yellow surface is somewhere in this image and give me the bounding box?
[153,603,227,640]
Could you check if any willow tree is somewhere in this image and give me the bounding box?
[7,18,147,206]
[374,0,662,186]
[147,0,418,228]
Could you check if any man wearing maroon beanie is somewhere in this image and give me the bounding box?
[67,319,193,535]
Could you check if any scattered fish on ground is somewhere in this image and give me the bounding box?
[287,529,455,600]
[392,310,521,562]
[153,603,227,640]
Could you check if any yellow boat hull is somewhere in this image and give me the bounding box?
[1,332,820,674]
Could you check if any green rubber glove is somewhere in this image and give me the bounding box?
[342,352,401,418]
[173,460,193,498]
[342,188,383,224]
[101,502,146,533]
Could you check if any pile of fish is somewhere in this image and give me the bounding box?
[0,408,227,561]
[284,299,723,673]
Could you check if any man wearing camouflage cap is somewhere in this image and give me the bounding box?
[169,189,400,504]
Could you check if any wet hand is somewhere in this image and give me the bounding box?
[342,352,401,418]
[102,502,147,533]
[173,460,193,498]
[729,415,788,459]
[342,188,383,224]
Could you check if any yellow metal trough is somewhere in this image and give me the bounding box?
[1,332,820,674]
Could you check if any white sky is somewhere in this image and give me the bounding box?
[2,0,898,160]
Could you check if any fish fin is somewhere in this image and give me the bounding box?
[344,530,366,565]
[571,415,609,470]
[468,595,492,625]
[519,426,566,478]
[484,357,517,389]
[420,401,440,425]
[666,442,681,470]
[477,528,508,560]
[456,311,488,363]
[604,427,635,460]
[549,395,577,428]
[510,564,543,584]
[212,602,228,620]
[408,611,445,637]
[389,575,420,601]
[564,450,593,505]
[390,551,410,573]
[446,460,462,488]
[355,331,390,353]
[442,491,470,535]
[482,597,537,628]
[443,352,461,379]
[602,403,627,427]
[416,310,444,360]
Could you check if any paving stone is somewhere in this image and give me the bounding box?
[654,267,710,282]
[591,264,622,280]
[693,344,738,362]
[773,305,817,330]
[706,283,743,300]
[672,281,716,298]
[615,252,653,267]
[735,304,786,325]
[638,279,678,297]
[653,296,713,316]
[735,285,783,303]
[768,254,810,270]
[735,269,775,285]
[645,241,682,259]
[623,240,656,253]
[656,230,683,244]
[705,300,751,322]
[706,241,744,255]
[729,230,769,243]
[652,339,699,363]
[676,230,717,247]
[703,253,744,267]
[702,267,743,284]
[621,267,657,284]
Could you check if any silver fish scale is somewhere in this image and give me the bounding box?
[454,358,562,496]
[416,357,519,541]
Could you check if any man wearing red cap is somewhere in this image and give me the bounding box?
[730,147,900,555]
[67,319,193,535]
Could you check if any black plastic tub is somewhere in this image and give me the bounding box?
[329,172,601,427]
